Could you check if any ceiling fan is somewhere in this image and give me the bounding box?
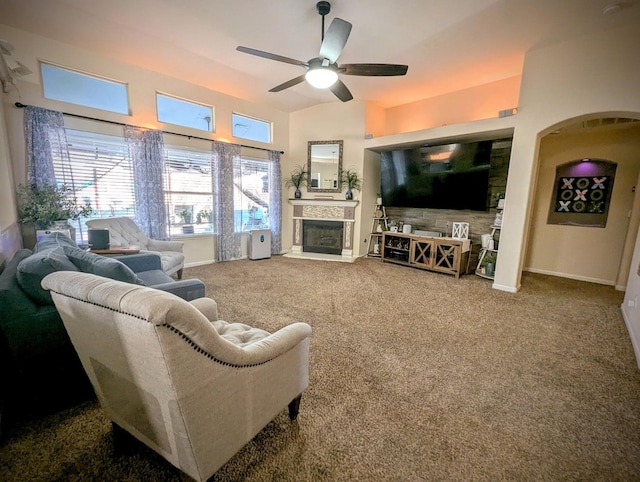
[0,39,32,93]
[236,1,408,102]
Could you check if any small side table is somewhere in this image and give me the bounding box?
[90,247,140,255]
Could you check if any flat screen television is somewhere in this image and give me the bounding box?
[380,139,507,211]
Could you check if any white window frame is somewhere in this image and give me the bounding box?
[157,92,214,132]
[235,155,271,233]
[163,144,215,237]
[232,113,272,144]
[40,61,130,115]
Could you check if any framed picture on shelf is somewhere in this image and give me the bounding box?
[494,212,503,227]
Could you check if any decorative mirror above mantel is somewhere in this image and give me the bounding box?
[307,140,343,193]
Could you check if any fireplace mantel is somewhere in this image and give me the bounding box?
[286,198,359,262]
[289,199,359,208]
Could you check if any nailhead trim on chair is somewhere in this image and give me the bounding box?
[53,291,148,319]
[53,292,278,368]
[163,324,277,368]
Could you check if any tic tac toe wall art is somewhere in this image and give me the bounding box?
[547,158,616,228]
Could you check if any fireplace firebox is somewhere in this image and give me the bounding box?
[303,220,343,255]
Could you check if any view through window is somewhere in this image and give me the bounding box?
[51,129,271,243]
[232,113,271,144]
[234,157,270,232]
[157,93,214,132]
[41,63,129,115]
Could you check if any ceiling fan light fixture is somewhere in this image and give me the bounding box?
[305,66,338,89]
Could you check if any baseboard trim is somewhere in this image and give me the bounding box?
[491,282,519,293]
[524,267,615,286]
[184,260,215,268]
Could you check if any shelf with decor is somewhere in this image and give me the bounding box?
[367,203,388,257]
[475,205,503,280]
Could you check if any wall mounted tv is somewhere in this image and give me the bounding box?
[380,138,511,211]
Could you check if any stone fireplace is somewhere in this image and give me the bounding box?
[287,199,358,261]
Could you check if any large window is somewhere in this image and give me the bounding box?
[41,63,129,115]
[235,157,270,232]
[164,145,214,236]
[51,129,134,243]
[51,128,273,242]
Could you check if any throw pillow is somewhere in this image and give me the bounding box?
[16,247,79,305]
[33,232,77,253]
[63,246,144,285]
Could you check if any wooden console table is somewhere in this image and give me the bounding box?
[381,232,470,279]
[89,247,140,255]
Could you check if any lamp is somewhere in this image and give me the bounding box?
[305,59,338,89]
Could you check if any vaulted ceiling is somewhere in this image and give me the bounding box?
[1,0,638,112]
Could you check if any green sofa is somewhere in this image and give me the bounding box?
[0,232,205,438]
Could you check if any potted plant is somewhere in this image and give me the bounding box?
[198,209,212,223]
[17,183,93,229]
[179,208,192,225]
[340,168,362,200]
[284,165,308,199]
[482,252,497,276]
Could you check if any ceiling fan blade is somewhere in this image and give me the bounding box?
[341,63,408,76]
[269,75,307,93]
[330,79,353,102]
[236,46,307,67]
[318,18,352,63]
[0,39,14,56]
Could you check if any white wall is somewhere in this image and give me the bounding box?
[495,23,640,292]
[287,101,369,256]
[0,95,21,265]
[623,216,640,368]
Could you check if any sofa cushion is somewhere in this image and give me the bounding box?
[0,249,38,314]
[63,246,144,285]
[16,247,79,305]
[211,320,271,347]
[34,232,77,253]
[135,269,173,287]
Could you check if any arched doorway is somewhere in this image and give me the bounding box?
[525,114,640,289]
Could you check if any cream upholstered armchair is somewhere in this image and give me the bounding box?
[41,271,312,481]
[86,217,185,278]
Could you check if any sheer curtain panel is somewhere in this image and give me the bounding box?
[212,141,242,261]
[24,106,67,188]
[125,126,169,240]
[269,149,282,254]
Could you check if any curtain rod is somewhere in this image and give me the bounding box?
[14,102,284,155]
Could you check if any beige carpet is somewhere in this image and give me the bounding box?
[2,256,640,481]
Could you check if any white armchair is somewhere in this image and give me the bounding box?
[86,217,185,278]
[41,271,312,481]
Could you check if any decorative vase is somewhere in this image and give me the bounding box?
[345,189,353,200]
[294,188,302,199]
[485,262,495,276]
